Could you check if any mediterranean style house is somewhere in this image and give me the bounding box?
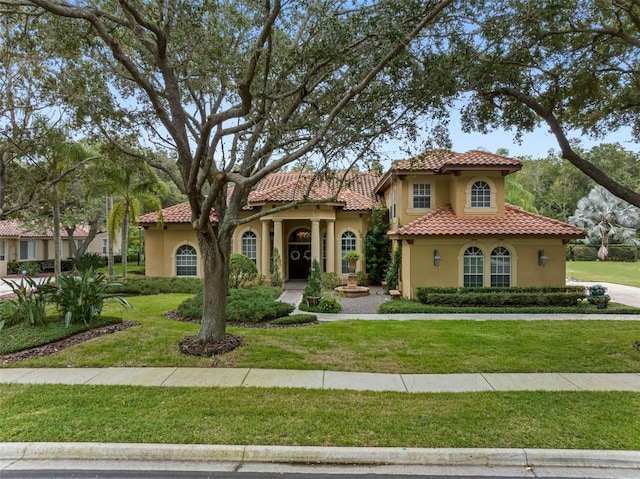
[0,219,100,276]
[138,150,586,298]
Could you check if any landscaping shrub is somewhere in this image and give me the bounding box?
[571,244,598,261]
[229,253,258,288]
[1,276,53,327]
[321,272,342,291]
[53,268,132,327]
[316,292,341,313]
[415,286,587,307]
[74,253,107,273]
[176,285,291,323]
[0,301,20,329]
[303,259,322,300]
[270,313,317,325]
[385,247,401,291]
[608,245,638,262]
[107,277,204,295]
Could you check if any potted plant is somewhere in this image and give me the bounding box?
[587,284,611,309]
[343,250,363,273]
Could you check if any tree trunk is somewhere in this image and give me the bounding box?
[52,183,62,278]
[107,196,115,277]
[121,203,129,280]
[195,228,230,343]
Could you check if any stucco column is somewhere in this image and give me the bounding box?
[311,218,320,265]
[261,219,271,278]
[326,219,335,273]
[273,219,284,277]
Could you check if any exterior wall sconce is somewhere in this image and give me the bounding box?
[434,249,441,266]
[538,249,548,266]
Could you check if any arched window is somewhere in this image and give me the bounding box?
[463,246,484,287]
[176,245,197,277]
[491,246,511,287]
[241,231,257,263]
[341,231,357,273]
[471,181,491,208]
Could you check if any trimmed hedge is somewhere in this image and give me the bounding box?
[415,286,587,307]
[608,245,638,262]
[106,277,204,295]
[570,245,598,261]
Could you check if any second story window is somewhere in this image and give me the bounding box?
[471,181,491,208]
[413,183,431,209]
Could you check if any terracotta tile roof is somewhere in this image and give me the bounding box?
[375,149,523,193]
[388,204,586,238]
[0,219,88,238]
[392,149,523,172]
[139,172,380,224]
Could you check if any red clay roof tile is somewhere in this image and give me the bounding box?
[388,204,586,238]
[0,219,88,238]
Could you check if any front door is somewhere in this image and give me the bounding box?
[288,228,312,279]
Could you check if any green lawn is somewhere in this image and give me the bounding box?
[1,384,638,450]
[4,294,640,373]
[567,261,640,287]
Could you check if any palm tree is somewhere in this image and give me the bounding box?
[105,163,166,280]
[569,185,640,261]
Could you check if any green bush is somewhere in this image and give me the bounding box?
[321,272,342,291]
[385,247,401,291]
[415,286,587,307]
[0,301,20,328]
[107,277,204,295]
[571,244,598,261]
[316,292,341,313]
[303,259,322,299]
[1,276,53,327]
[229,253,258,288]
[74,253,107,273]
[270,313,317,325]
[177,286,290,323]
[52,268,132,327]
[608,244,638,262]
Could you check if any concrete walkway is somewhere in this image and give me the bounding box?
[3,367,640,392]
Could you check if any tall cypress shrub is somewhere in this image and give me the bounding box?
[365,206,391,284]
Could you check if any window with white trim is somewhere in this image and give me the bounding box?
[491,246,511,287]
[241,231,257,263]
[0,240,5,261]
[176,245,197,276]
[412,183,431,209]
[463,246,484,287]
[471,181,491,208]
[102,239,108,254]
[19,240,36,260]
[341,231,357,274]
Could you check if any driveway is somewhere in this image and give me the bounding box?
[567,281,640,308]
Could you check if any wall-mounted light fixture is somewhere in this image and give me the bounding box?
[434,249,441,266]
[538,249,548,266]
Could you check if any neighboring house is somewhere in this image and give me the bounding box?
[0,219,89,276]
[138,150,586,298]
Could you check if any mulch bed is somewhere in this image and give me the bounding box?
[178,334,244,357]
[165,310,319,329]
[1,321,139,364]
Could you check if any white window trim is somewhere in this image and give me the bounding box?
[19,240,37,261]
[464,177,498,215]
[173,243,199,277]
[407,181,433,215]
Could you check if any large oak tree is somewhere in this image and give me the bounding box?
[459,0,640,207]
[9,0,460,342]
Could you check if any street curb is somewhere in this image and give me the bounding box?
[2,443,640,469]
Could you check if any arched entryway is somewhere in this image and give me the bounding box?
[288,228,312,279]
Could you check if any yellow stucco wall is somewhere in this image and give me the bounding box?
[400,237,568,299]
[143,205,371,280]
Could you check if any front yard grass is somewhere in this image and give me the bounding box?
[3,294,640,373]
[1,384,638,450]
[567,260,640,287]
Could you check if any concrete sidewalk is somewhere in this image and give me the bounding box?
[3,367,640,392]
